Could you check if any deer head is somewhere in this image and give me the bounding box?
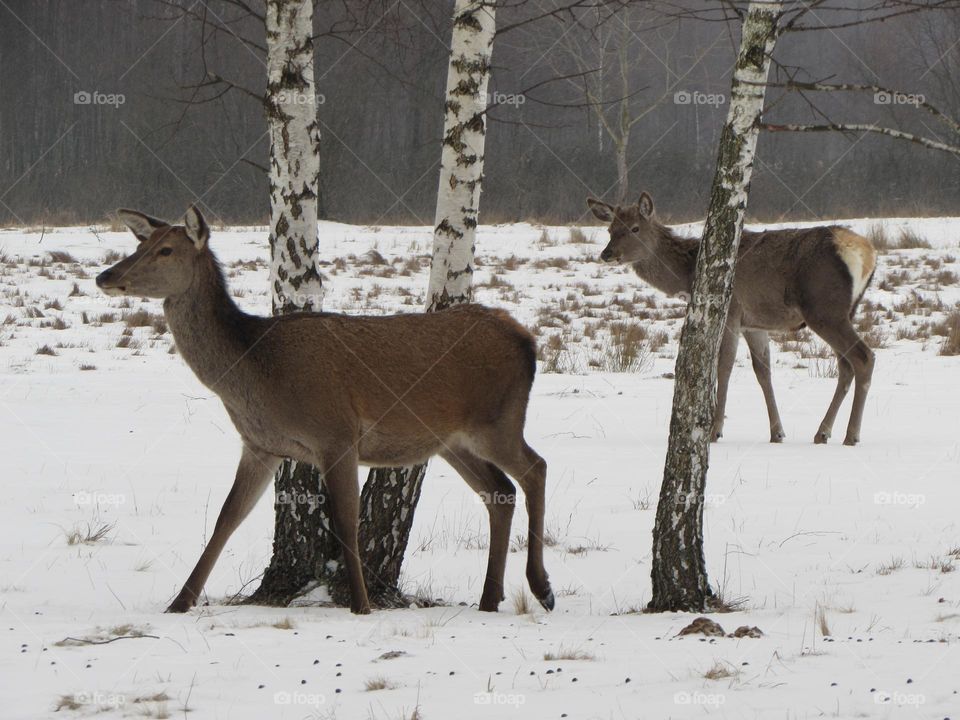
[96,206,210,298]
[586,192,657,264]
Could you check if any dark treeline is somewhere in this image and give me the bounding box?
[1,0,959,226]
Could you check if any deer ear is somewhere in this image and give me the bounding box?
[586,197,615,222]
[184,205,209,249]
[117,209,167,243]
[637,192,654,218]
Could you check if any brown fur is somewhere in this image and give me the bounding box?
[587,192,876,446]
[97,207,553,615]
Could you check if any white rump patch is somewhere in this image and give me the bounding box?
[833,230,876,303]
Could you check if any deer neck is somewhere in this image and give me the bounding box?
[630,223,697,296]
[163,254,256,393]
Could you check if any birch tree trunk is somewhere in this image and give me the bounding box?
[648,1,781,613]
[354,0,496,606]
[247,0,334,606]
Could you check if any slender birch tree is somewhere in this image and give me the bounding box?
[648,0,782,613]
[247,0,337,606]
[356,0,497,605]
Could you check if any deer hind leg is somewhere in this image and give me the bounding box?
[472,438,553,612]
[440,448,516,612]
[319,449,371,614]
[167,445,281,613]
[807,317,874,446]
[743,330,785,443]
[712,315,741,442]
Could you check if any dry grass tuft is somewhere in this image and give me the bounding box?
[703,660,740,681]
[897,228,932,249]
[65,521,114,546]
[48,250,77,264]
[816,604,831,637]
[602,321,649,372]
[511,588,534,616]
[543,645,595,661]
[364,676,397,691]
[937,309,960,355]
[877,556,905,576]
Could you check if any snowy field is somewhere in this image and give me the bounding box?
[1,218,959,719]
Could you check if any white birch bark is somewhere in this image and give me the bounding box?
[426,0,496,311]
[358,0,496,606]
[265,0,323,314]
[250,0,333,607]
[649,1,782,613]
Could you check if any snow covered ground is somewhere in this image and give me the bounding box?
[1,218,959,719]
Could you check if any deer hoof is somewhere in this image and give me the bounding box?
[478,594,501,612]
[537,588,555,612]
[770,431,785,443]
[843,436,859,447]
[351,603,372,615]
[813,431,830,444]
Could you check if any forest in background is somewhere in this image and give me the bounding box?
[2,0,959,226]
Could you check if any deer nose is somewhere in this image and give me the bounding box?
[95,269,113,288]
[600,248,613,262]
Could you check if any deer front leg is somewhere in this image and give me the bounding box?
[166,446,281,613]
[743,330,785,442]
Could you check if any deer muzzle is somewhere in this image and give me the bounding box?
[96,268,126,296]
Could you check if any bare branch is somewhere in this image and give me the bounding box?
[761,122,960,156]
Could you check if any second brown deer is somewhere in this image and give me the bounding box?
[587,192,877,446]
[96,206,553,615]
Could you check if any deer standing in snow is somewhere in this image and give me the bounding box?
[587,192,877,446]
[96,206,553,614]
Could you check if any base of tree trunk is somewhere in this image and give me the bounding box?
[247,460,428,610]
[246,459,345,607]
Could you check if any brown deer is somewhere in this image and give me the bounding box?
[96,206,553,615]
[587,192,877,446]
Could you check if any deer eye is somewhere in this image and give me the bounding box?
[631,226,640,233]
[159,247,173,257]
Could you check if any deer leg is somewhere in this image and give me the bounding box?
[712,316,740,442]
[475,440,553,612]
[743,330,785,443]
[841,336,874,446]
[807,317,874,445]
[813,356,853,444]
[441,448,516,612]
[167,445,281,613]
[319,450,371,614]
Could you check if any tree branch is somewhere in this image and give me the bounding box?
[760,121,960,155]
